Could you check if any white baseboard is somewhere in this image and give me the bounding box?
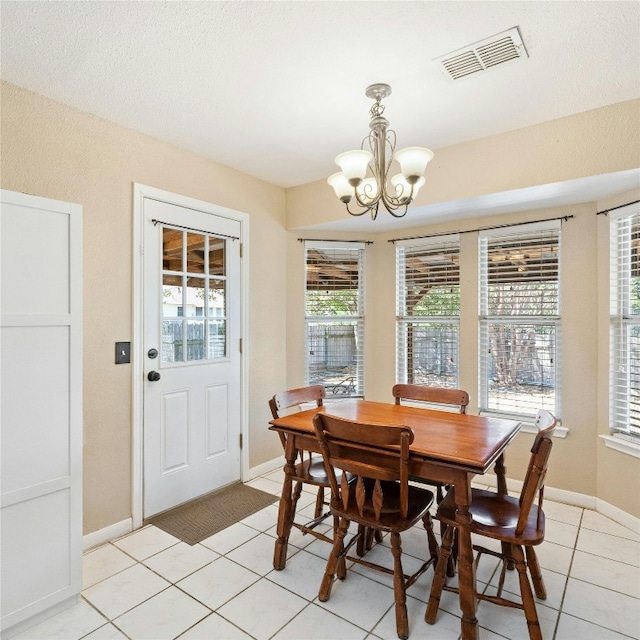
[82,518,133,552]
[81,465,639,549]
[482,475,639,532]
[596,498,640,535]
[246,456,284,481]
[1,595,81,640]
[81,462,285,551]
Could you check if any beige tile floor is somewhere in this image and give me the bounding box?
[12,472,640,640]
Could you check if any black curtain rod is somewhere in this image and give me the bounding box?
[596,200,640,216]
[298,238,374,244]
[388,215,574,244]
[152,219,239,241]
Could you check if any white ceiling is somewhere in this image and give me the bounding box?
[2,1,639,229]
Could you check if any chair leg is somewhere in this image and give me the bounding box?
[314,486,325,519]
[291,481,303,516]
[335,515,347,580]
[436,486,456,577]
[525,546,546,600]
[318,518,349,602]
[446,525,457,577]
[356,524,367,556]
[423,512,440,568]
[502,541,515,570]
[512,544,542,640]
[390,531,409,640]
[425,524,455,624]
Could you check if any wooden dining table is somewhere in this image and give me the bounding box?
[269,398,521,640]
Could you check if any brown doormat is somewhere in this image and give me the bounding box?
[146,483,278,545]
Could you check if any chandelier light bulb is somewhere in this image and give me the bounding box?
[327,172,353,202]
[394,147,434,180]
[391,174,425,203]
[335,150,373,186]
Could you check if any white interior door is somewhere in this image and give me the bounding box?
[143,198,241,518]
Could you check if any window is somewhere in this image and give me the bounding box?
[161,227,227,362]
[610,204,640,438]
[396,236,460,387]
[305,241,365,398]
[479,221,561,419]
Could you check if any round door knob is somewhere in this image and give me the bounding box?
[147,371,161,382]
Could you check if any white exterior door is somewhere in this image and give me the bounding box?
[143,197,242,518]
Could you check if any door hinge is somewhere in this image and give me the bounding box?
[239,242,243,258]
[239,433,243,449]
[239,338,242,354]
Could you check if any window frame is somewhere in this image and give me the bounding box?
[304,240,366,399]
[609,203,640,440]
[395,234,461,389]
[478,220,562,421]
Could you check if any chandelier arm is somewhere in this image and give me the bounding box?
[378,190,410,217]
[345,200,375,217]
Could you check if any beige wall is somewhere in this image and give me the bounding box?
[2,81,639,536]
[1,82,287,534]
[285,101,640,518]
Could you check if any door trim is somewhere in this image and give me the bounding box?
[132,184,249,529]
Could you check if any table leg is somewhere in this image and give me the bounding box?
[273,437,297,570]
[454,475,479,640]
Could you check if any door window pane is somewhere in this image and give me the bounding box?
[209,279,225,317]
[209,239,225,277]
[186,277,205,317]
[186,320,206,361]
[186,233,206,274]
[162,228,182,271]
[162,319,183,363]
[208,320,226,358]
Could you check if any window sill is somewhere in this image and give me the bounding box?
[480,412,568,438]
[600,434,640,459]
[519,421,569,438]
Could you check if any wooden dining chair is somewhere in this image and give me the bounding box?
[393,384,470,415]
[393,384,469,501]
[269,385,336,543]
[393,383,470,574]
[425,409,557,640]
[313,412,440,640]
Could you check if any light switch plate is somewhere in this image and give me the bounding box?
[115,342,131,364]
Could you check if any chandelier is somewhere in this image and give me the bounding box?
[327,83,434,221]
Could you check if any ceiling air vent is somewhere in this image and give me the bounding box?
[434,27,528,82]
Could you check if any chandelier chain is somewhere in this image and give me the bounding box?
[369,98,385,119]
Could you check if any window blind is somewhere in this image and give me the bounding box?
[305,241,365,398]
[396,236,460,387]
[610,206,640,438]
[479,222,561,419]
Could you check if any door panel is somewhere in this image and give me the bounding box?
[143,198,241,518]
[206,384,229,456]
[162,391,189,473]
